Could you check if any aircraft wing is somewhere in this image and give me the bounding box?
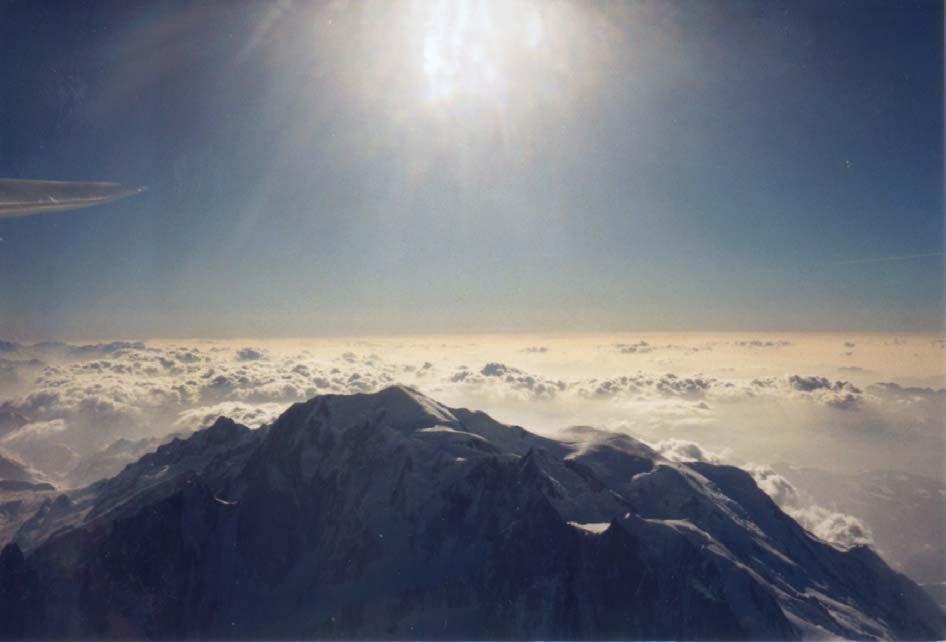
[0,178,145,219]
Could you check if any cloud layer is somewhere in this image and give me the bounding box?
[0,333,940,586]
[0,334,940,493]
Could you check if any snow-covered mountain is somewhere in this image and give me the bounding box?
[0,385,941,640]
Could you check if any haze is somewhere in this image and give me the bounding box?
[0,0,943,612]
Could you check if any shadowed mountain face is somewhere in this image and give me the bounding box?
[0,386,941,640]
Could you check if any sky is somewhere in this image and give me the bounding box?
[0,0,943,339]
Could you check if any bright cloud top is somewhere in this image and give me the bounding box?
[0,332,941,580]
[0,333,941,487]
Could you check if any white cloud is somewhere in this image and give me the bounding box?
[1,418,67,443]
[173,401,286,431]
[789,505,873,549]
[616,341,654,354]
[743,464,801,507]
[0,335,940,490]
[0,419,77,476]
[652,438,721,463]
[236,347,265,361]
[746,463,873,549]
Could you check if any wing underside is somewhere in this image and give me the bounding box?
[0,179,144,219]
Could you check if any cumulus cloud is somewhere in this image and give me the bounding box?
[173,401,285,431]
[2,419,68,443]
[0,448,38,482]
[0,335,940,493]
[774,375,863,409]
[0,405,29,438]
[734,340,792,348]
[236,347,265,361]
[823,392,860,410]
[0,357,44,388]
[612,341,705,356]
[616,341,654,354]
[868,382,945,400]
[652,438,721,463]
[571,372,868,411]
[744,464,801,507]
[0,419,77,475]
[787,376,851,392]
[24,341,148,358]
[481,363,508,377]
[790,505,873,549]
[747,463,872,549]
[0,341,410,449]
[577,374,716,401]
[446,362,565,400]
[70,341,147,356]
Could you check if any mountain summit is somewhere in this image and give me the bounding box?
[0,385,941,640]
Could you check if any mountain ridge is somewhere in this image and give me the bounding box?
[0,384,941,640]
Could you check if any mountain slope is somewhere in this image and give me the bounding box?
[0,385,941,640]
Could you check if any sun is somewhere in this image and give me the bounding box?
[295,0,609,151]
[417,0,545,104]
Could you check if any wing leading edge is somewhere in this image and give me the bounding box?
[0,179,145,219]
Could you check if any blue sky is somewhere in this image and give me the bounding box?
[0,0,942,338]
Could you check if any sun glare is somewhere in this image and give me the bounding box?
[294,0,615,157]
[416,0,546,104]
